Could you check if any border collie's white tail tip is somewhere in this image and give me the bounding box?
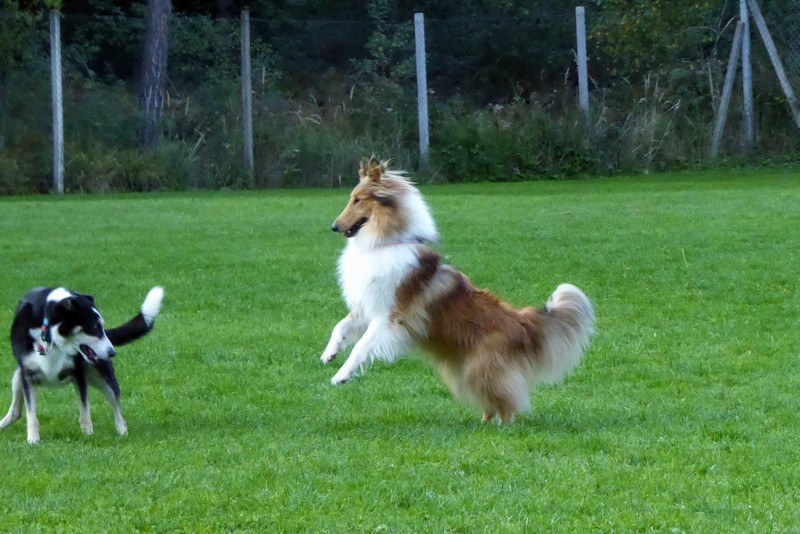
[142,286,164,326]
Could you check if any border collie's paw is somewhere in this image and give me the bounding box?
[320,351,337,363]
[0,412,20,428]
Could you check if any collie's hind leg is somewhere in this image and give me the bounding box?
[320,312,366,363]
[0,368,24,429]
[331,318,406,385]
[466,357,529,425]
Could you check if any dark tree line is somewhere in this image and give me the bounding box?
[2,0,799,192]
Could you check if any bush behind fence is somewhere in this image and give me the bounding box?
[1,4,800,194]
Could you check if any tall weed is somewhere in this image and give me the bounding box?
[432,93,598,181]
[66,143,196,192]
[0,152,33,195]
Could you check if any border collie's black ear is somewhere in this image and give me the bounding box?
[80,293,95,306]
[57,297,75,312]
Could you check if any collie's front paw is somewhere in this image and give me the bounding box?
[320,351,337,364]
[331,372,350,385]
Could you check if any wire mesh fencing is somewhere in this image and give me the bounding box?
[1,4,799,193]
[764,1,800,87]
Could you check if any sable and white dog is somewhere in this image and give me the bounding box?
[0,286,163,443]
[321,158,594,423]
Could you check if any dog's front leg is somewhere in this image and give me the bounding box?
[331,317,407,385]
[75,371,93,436]
[320,312,366,363]
[23,382,40,444]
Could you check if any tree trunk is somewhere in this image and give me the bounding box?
[139,0,172,149]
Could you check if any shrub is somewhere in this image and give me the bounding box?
[431,95,599,182]
[65,142,197,193]
[0,151,32,195]
[252,106,418,188]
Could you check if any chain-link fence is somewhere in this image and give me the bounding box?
[1,3,799,193]
[765,2,800,87]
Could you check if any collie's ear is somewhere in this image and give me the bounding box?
[358,156,385,182]
[367,157,384,182]
[358,158,371,180]
[371,188,396,207]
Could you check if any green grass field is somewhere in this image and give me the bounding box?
[0,169,798,531]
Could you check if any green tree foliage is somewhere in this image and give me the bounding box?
[351,0,415,113]
[0,1,38,71]
[589,0,721,79]
[0,0,41,151]
[373,1,577,104]
[64,2,145,80]
[2,0,800,192]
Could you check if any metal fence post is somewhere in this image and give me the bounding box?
[414,12,430,168]
[241,9,254,186]
[740,0,754,152]
[710,22,744,158]
[50,9,64,195]
[575,6,589,123]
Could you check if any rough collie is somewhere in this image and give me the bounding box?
[321,158,594,423]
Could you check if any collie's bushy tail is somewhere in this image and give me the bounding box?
[105,286,164,347]
[534,283,595,385]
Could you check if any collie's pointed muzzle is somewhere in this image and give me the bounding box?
[331,217,368,238]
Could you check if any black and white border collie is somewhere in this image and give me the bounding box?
[0,286,163,443]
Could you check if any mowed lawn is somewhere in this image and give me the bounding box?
[0,169,797,531]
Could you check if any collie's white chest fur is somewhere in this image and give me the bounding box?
[23,328,75,385]
[338,240,419,318]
